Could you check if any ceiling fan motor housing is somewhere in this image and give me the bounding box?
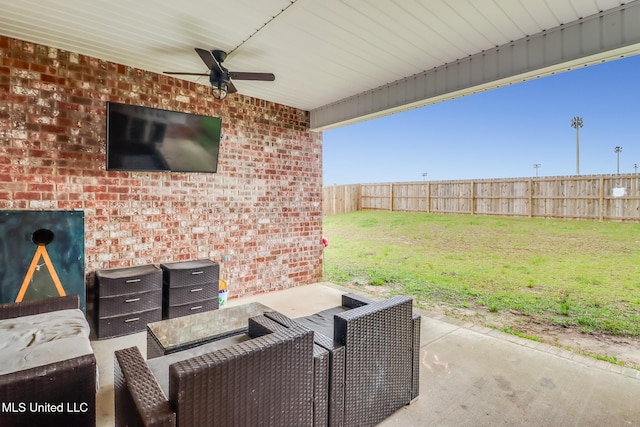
[210,66,230,86]
[212,50,227,63]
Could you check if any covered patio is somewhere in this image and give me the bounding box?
[92,282,640,426]
[2,1,640,425]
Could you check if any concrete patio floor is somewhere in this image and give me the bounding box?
[91,282,640,426]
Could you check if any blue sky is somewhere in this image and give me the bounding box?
[323,54,640,185]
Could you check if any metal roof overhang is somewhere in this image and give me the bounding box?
[1,0,639,132]
[310,3,640,130]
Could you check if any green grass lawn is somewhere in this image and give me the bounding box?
[322,211,640,337]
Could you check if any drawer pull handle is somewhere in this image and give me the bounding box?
[125,298,141,303]
[126,279,141,283]
[124,317,140,323]
[190,306,203,311]
[191,271,204,275]
[190,288,203,293]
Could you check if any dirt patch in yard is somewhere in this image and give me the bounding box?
[431,303,640,369]
[341,283,640,369]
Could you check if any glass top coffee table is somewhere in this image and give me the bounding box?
[146,302,273,359]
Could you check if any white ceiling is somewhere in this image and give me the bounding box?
[1,0,638,130]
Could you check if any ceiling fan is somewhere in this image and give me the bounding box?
[163,48,275,100]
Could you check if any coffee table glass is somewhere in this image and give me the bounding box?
[146,302,272,358]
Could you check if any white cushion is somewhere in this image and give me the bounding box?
[0,308,93,376]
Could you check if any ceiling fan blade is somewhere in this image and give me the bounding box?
[163,72,209,76]
[227,80,238,94]
[195,47,223,73]
[229,72,275,81]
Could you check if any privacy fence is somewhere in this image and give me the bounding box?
[323,174,640,222]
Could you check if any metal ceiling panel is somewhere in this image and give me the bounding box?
[0,0,636,129]
[310,3,640,130]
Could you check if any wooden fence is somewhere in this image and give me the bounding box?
[323,184,361,216]
[323,174,640,222]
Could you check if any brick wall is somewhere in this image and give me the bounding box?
[0,35,324,300]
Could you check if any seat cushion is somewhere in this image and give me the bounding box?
[147,334,249,395]
[294,306,348,339]
[0,308,92,375]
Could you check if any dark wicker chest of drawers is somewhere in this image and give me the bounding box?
[160,259,219,319]
[95,264,163,339]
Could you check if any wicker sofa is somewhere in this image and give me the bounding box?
[114,323,316,427]
[0,295,97,427]
[259,293,421,427]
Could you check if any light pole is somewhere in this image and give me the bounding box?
[634,163,638,174]
[571,117,583,175]
[615,146,622,174]
[533,163,541,177]
[422,172,428,181]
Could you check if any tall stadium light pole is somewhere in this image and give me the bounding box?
[533,163,541,177]
[634,163,638,174]
[615,146,623,174]
[571,117,583,175]
[422,172,428,181]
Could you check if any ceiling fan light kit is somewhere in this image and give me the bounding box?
[211,83,228,100]
[164,48,275,101]
[210,70,230,100]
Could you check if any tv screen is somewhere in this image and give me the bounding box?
[106,102,222,173]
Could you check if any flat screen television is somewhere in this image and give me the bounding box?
[106,102,222,173]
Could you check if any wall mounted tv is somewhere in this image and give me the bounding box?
[106,102,222,173]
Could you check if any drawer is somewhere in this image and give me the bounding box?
[161,259,219,288]
[96,265,162,297]
[165,282,217,306]
[165,299,218,319]
[97,307,162,339]
[97,289,162,318]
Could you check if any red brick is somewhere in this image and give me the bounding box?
[14,191,41,200]
[2,34,322,297]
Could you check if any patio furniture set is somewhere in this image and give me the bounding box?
[0,290,420,426]
[116,293,420,426]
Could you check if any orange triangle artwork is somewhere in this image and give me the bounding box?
[15,244,66,302]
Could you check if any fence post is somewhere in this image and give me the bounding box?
[528,179,533,218]
[390,183,394,211]
[470,180,476,215]
[599,176,605,221]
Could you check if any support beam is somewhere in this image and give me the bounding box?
[310,2,640,131]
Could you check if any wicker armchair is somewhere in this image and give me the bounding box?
[114,323,316,427]
[0,295,97,427]
[263,293,421,427]
[247,314,341,427]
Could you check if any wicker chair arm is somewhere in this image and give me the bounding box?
[247,313,288,337]
[336,295,412,323]
[341,293,377,309]
[114,346,176,427]
[0,353,96,425]
[411,313,421,400]
[0,295,80,320]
